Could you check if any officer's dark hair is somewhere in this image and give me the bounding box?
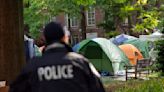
[44,22,65,45]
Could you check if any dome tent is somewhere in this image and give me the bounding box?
[123,39,149,58]
[73,38,130,75]
[119,44,143,65]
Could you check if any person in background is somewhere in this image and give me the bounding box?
[24,24,41,62]
[9,22,105,92]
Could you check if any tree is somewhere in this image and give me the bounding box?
[96,0,163,36]
[24,0,96,39]
[157,2,164,33]
[0,0,25,83]
[96,0,135,34]
[132,0,161,34]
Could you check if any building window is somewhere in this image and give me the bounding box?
[70,17,78,27]
[86,7,95,26]
[65,14,78,27]
[123,18,128,26]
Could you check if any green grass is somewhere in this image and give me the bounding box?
[103,76,164,92]
[148,72,161,78]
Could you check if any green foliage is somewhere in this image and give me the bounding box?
[155,40,164,75]
[133,10,159,32]
[132,1,161,33]
[24,0,53,38]
[96,0,133,32]
[97,19,115,32]
[117,79,164,92]
[75,0,96,6]
[137,0,148,5]
[24,0,96,39]
[158,17,164,33]
[25,0,164,38]
[158,4,164,33]
[119,5,136,18]
[105,31,120,38]
[97,0,163,34]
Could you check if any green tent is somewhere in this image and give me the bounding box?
[123,39,150,58]
[74,38,130,75]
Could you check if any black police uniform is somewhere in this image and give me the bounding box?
[9,42,105,92]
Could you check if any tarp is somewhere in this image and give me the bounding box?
[111,34,137,45]
[123,39,149,58]
[139,31,163,41]
[152,31,163,36]
[119,44,143,65]
[73,38,130,75]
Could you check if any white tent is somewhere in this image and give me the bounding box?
[139,31,163,41]
[151,31,163,36]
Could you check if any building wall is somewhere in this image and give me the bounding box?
[55,8,105,45]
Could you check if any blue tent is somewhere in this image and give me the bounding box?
[113,35,128,45]
[72,43,80,52]
[111,34,137,45]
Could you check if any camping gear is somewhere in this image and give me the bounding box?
[111,34,137,45]
[119,44,143,65]
[123,39,149,58]
[139,31,163,41]
[73,38,130,75]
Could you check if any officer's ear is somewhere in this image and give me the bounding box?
[61,35,69,44]
[62,26,70,44]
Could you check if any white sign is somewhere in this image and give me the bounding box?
[0,81,6,87]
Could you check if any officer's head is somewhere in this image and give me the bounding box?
[44,22,70,45]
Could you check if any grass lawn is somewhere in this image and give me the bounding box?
[101,74,164,92]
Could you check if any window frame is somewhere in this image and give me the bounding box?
[86,7,96,26]
[65,14,78,27]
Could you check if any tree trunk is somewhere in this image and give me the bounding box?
[128,15,133,35]
[0,0,25,84]
[67,14,73,46]
[114,17,123,33]
[80,6,86,40]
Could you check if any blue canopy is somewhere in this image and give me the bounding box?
[72,43,80,52]
[111,34,137,45]
[113,35,128,45]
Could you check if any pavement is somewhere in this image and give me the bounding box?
[101,69,150,82]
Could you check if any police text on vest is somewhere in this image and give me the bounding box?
[38,65,74,81]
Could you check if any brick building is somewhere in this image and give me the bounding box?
[54,7,105,45]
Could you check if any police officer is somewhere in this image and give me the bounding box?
[9,22,105,92]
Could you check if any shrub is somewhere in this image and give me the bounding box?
[115,79,164,92]
[105,31,120,38]
[155,40,164,76]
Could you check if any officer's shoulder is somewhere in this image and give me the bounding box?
[66,52,88,62]
[67,52,83,58]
